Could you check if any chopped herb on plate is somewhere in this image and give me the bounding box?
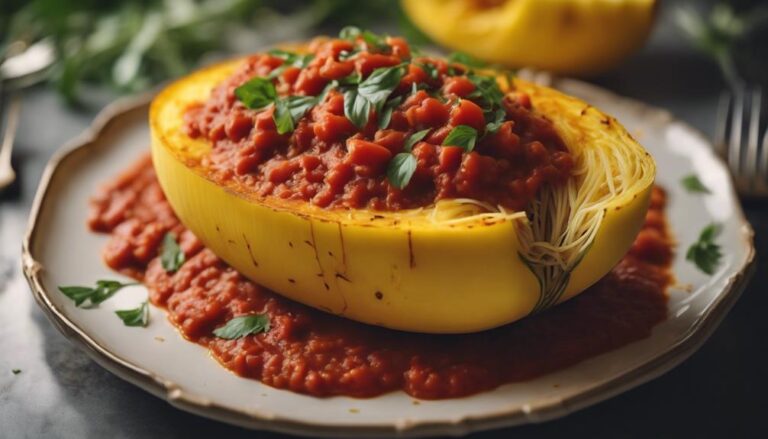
[59,280,135,308]
[115,301,150,327]
[681,174,711,194]
[686,223,723,274]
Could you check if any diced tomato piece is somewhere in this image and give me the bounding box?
[294,66,328,96]
[355,53,401,77]
[374,130,407,154]
[442,76,475,98]
[438,146,463,172]
[346,139,393,168]
[314,114,355,143]
[319,57,355,80]
[386,36,411,60]
[405,98,449,128]
[450,99,485,131]
[266,159,301,183]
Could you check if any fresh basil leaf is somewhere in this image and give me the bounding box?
[378,96,402,130]
[339,26,362,41]
[362,30,389,52]
[115,301,149,327]
[338,48,361,61]
[404,129,431,152]
[467,73,504,109]
[213,314,271,339]
[484,108,507,134]
[387,153,417,189]
[234,77,277,109]
[274,96,317,134]
[89,280,130,306]
[338,72,361,86]
[448,51,487,68]
[59,280,135,307]
[273,100,294,135]
[268,49,314,69]
[417,62,439,80]
[12,369,21,375]
[59,286,98,307]
[344,89,373,128]
[681,174,711,194]
[160,233,185,273]
[443,125,478,152]
[686,223,722,274]
[358,65,405,110]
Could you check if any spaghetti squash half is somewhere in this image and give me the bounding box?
[150,32,655,333]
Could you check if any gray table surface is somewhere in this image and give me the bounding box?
[1,6,766,439]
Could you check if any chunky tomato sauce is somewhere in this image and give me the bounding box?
[88,155,672,399]
[184,35,572,211]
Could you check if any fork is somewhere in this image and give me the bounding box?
[714,83,768,197]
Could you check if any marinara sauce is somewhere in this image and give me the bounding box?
[184,35,573,211]
[88,155,672,399]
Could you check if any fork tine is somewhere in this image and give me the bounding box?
[728,84,745,178]
[714,90,731,157]
[759,126,768,192]
[745,87,762,187]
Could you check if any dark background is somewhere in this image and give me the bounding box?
[0,0,766,438]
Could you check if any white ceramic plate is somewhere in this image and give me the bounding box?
[23,80,754,437]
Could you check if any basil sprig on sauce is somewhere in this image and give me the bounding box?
[443,125,478,152]
[386,129,431,189]
[213,314,271,339]
[344,64,405,128]
[234,77,277,110]
[160,232,185,273]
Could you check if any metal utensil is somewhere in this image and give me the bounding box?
[0,39,56,191]
[714,83,768,197]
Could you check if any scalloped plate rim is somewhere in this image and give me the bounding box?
[22,82,755,438]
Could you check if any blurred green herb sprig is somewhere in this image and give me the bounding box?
[676,0,768,86]
[0,0,425,105]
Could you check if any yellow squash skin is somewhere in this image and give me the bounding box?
[150,58,654,333]
[401,0,657,75]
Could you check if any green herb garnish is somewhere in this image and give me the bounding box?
[417,62,439,80]
[11,369,21,375]
[686,223,723,274]
[404,129,430,152]
[268,49,314,69]
[681,174,711,194]
[386,153,417,189]
[339,26,389,53]
[59,280,136,308]
[466,73,504,109]
[213,314,271,339]
[343,89,373,128]
[160,233,185,273]
[378,96,403,130]
[343,65,404,128]
[234,77,277,110]
[443,125,478,152]
[274,96,318,134]
[484,108,507,134]
[115,301,149,327]
[357,65,404,107]
[448,51,487,68]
